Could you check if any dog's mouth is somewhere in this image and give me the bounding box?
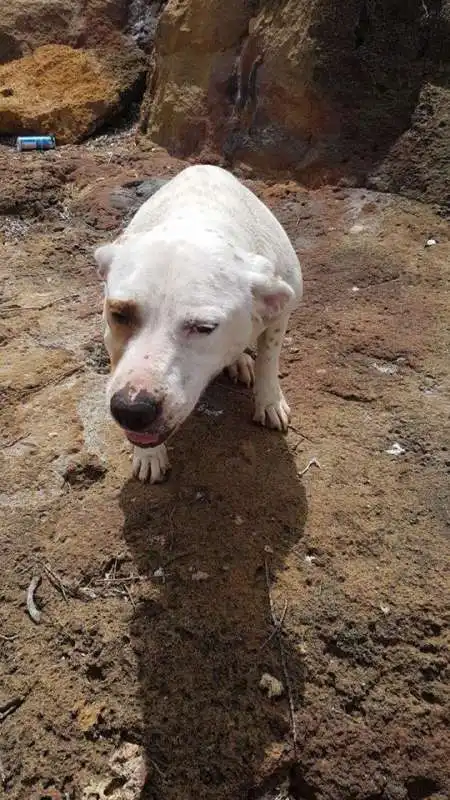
[124,430,166,448]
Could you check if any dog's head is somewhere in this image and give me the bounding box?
[95,226,294,447]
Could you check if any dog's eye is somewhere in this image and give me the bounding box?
[187,322,219,335]
[111,310,131,325]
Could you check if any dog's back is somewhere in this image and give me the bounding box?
[123,165,301,296]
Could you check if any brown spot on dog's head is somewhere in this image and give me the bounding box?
[107,298,140,329]
[105,299,141,372]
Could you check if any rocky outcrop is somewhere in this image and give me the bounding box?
[140,0,253,159]
[0,44,146,143]
[127,1,168,53]
[141,0,450,205]
[368,82,450,208]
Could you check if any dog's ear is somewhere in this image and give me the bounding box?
[243,252,295,319]
[94,243,116,280]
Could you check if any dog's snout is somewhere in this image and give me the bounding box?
[110,388,162,431]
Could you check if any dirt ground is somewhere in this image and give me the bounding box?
[0,128,448,800]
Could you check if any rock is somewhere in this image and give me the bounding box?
[259,672,284,700]
[0,0,134,62]
[191,569,210,582]
[141,0,450,206]
[73,699,105,733]
[73,0,131,50]
[61,453,107,489]
[82,742,146,800]
[239,439,256,466]
[67,174,171,231]
[255,781,294,800]
[109,177,169,215]
[127,0,166,53]
[140,0,251,156]
[0,0,77,63]
[385,442,407,457]
[0,44,146,143]
[367,84,450,208]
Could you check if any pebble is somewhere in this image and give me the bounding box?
[153,567,165,579]
[259,672,284,699]
[372,361,398,375]
[191,570,209,582]
[386,442,406,456]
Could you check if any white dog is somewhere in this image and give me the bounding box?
[94,165,302,483]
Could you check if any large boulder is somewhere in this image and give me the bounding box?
[0,0,167,65]
[140,0,450,205]
[0,44,146,143]
[140,0,251,158]
[0,0,77,63]
[0,1,132,62]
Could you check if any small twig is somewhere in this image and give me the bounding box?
[148,757,166,780]
[0,684,34,724]
[162,549,197,568]
[0,433,31,450]
[215,381,249,398]
[298,457,321,476]
[0,634,19,642]
[123,584,135,608]
[0,752,6,786]
[260,599,288,649]
[51,365,85,386]
[264,557,298,755]
[44,563,69,602]
[288,423,314,443]
[19,293,80,311]
[101,554,127,579]
[0,695,26,722]
[166,505,178,550]
[421,0,429,19]
[75,586,97,600]
[15,365,84,405]
[26,575,42,624]
[92,575,144,585]
[111,557,118,581]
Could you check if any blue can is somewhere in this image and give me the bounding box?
[16,135,56,152]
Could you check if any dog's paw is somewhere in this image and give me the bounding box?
[253,389,290,432]
[131,444,170,483]
[227,352,255,387]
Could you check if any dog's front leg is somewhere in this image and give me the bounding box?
[253,314,290,432]
[132,443,170,483]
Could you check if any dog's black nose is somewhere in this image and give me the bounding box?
[110,388,161,431]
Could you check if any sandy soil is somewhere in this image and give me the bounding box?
[0,129,448,800]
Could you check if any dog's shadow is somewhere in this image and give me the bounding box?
[120,377,308,799]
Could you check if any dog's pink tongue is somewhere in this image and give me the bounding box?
[125,431,160,446]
